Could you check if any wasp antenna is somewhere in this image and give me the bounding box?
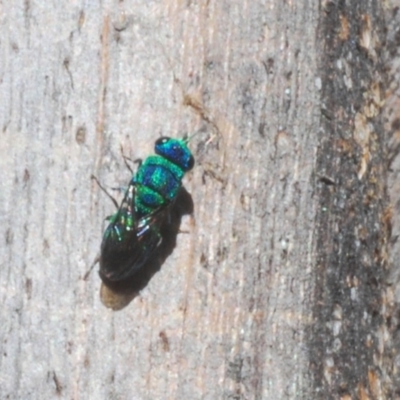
[184,130,203,143]
[92,175,120,209]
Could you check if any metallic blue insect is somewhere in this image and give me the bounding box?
[100,136,194,282]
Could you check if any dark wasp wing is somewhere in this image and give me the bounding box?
[99,183,167,282]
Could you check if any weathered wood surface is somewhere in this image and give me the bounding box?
[0,1,398,399]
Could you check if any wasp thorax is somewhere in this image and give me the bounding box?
[155,137,194,172]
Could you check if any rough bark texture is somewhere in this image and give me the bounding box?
[385,1,400,399]
[0,1,397,399]
[311,2,389,399]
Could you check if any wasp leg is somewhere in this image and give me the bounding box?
[110,186,128,193]
[119,144,139,174]
[133,158,142,168]
[83,253,100,280]
[105,212,118,222]
[91,174,119,209]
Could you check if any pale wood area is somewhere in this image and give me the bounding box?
[0,1,397,399]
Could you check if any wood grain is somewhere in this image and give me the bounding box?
[0,1,395,399]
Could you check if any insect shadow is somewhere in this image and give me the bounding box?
[99,186,193,309]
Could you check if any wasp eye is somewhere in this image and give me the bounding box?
[155,137,170,147]
[187,155,195,171]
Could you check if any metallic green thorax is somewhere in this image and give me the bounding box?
[133,137,194,218]
[134,155,185,216]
